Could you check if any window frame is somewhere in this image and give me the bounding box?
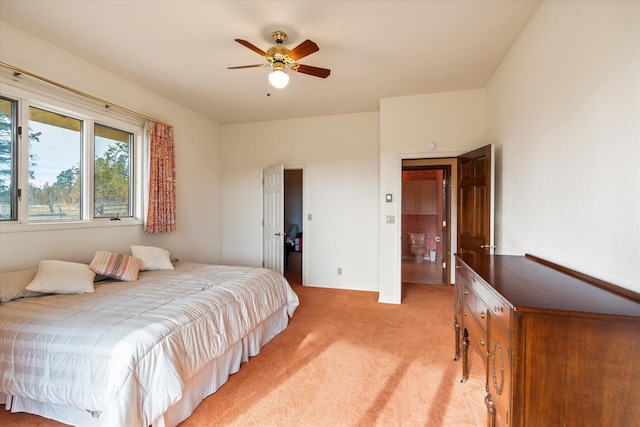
[93,122,135,220]
[0,74,145,233]
[0,95,18,221]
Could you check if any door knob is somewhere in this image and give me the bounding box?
[275,232,284,237]
[480,244,496,249]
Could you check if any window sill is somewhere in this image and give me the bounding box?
[0,218,144,234]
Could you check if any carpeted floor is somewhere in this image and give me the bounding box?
[0,278,487,427]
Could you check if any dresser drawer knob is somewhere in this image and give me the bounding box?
[463,311,468,317]
[480,311,486,319]
[494,306,504,313]
[464,289,469,295]
[480,338,485,346]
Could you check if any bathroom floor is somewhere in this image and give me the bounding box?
[401,258,444,285]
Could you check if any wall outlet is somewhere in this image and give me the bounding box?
[386,215,395,224]
[337,267,342,275]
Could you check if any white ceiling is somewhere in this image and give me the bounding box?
[0,0,541,124]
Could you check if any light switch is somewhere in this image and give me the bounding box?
[385,194,393,203]
[308,213,312,221]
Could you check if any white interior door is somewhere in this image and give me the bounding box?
[263,164,284,273]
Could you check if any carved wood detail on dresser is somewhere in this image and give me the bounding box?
[454,253,640,427]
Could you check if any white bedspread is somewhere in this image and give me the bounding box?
[0,263,299,426]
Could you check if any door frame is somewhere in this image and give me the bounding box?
[261,164,306,283]
[397,144,494,292]
[284,167,305,282]
[401,159,454,285]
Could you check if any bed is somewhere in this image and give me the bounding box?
[0,260,299,427]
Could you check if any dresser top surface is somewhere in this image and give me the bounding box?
[456,254,640,317]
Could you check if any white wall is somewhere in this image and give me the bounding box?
[486,1,640,291]
[378,89,486,303]
[222,112,380,291]
[0,23,223,271]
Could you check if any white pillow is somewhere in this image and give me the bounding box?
[26,260,95,294]
[0,268,41,302]
[130,245,174,271]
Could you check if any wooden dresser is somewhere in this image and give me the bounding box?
[454,253,640,427]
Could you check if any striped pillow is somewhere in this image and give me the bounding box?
[90,251,142,281]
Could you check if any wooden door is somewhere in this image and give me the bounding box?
[457,145,494,255]
[263,164,284,273]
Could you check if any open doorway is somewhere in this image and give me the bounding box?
[401,161,452,285]
[284,169,303,285]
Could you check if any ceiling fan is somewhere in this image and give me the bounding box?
[228,31,331,89]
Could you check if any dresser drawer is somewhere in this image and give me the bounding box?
[465,266,512,330]
[463,284,489,331]
[487,317,512,426]
[456,262,473,284]
[486,296,511,330]
[464,307,488,355]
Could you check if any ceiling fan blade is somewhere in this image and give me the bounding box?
[227,64,266,69]
[288,39,319,61]
[234,39,267,57]
[292,64,331,79]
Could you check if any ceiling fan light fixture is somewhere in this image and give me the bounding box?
[229,31,330,87]
[268,62,289,88]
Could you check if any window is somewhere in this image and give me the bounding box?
[0,97,18,220]
[28,106,83,221]
[94,124,132,219]
[0,78,143,226]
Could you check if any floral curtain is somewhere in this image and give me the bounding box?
[145,121,176,233]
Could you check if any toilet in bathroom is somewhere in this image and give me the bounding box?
[408,232,426,264]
